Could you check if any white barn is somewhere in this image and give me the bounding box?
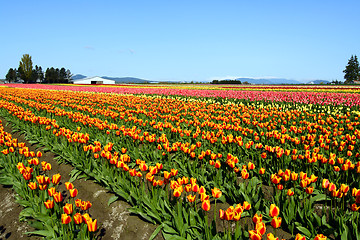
[72,76,115,85]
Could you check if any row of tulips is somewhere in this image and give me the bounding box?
[6,83,360,106]
[0,119,99,239]
[1,86,358,238]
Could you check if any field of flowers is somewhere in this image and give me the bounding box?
[1,83,360,240]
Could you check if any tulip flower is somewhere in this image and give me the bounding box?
[322,179,329,189]
[28,182,37,190]
[267,233,279,240]
[53,192,63,203]
[269,204,280,217]
[295,233,306,240]
[82,213,91,224]
[81,201,92,211]
[201,199,211,211]
[173,187,182,197]
[87,218,98,232]
[63,203,73,215]
[287,189,294,196]
[259,168,265,175]
[75,199,82,208]
[314,234,327,240]
[249,230,262,240]
[243,201,251,210]
[306,186,314,194]
[65,182,74,190]
[187,194,196,203]
[255,221,266,235]
[73,212,83,224]
[44,199,54,209]
[52,173,61,185]
[252,213,263,223]
[211,187,222,198]
[48,187,56,197]
[271,216,282,228]
[61,214,72,224]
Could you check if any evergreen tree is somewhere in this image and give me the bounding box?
[5,68,17,83]
[343,55,360,84]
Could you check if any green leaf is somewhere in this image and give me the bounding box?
[68,168,82,182]
[107,195,118,206]
[162,232,186,240]
[0,176,13,185]
[128,207,156,224]
[149,223,164,240]
[310,194,327,205]
[296,226,311,238]
[341,225,349,240]
[24,230,54,237]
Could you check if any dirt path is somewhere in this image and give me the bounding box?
[0,117,163,240]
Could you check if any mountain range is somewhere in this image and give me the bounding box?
[72,74,150,83]
[72,74,331,85]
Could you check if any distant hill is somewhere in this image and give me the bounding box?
[101,76,149,83]
[235,78,303,85]
[71,74,149,83]
[72,74,87,80]
[307,80,330,84]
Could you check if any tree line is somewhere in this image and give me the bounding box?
[5,54,72,84]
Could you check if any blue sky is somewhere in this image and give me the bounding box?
[1,1,359,82]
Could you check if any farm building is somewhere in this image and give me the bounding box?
[72,76,115,85]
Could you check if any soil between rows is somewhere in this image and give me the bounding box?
[0,117,163,240]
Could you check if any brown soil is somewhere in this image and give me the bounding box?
[0,117,163,240]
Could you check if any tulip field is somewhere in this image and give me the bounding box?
[1,83,360,240]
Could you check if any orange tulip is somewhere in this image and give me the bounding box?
[81,201,92,211]
[314,234,327,240]
[73,212,83,224]
[271,216,282,228]
[269,204,280,217]
[211,187,222,198]
[87,218,98,232]
[201,199,211,211]
[75,199,82,208]
[255,221,266,235]
[82,213,92,224]
[52,173,61,185]
[48,187,56,197]
[259,168,265,175]
[214,160,221,169]
[243,201,251,210]
[306,186,314,194]
[61,214,72,224]
[65,182,74,190]
[173,187,182,197]
[68,188,78,198]
[290,172,298,181]
[53,192,63,203]
[267,233,279,240]
[187,194,196,203]
[322,179,329,189]
[351,203,360,211]
[287,189,294,196]
[295,233,306,240]
[28,182,37,190]
[63,203,73,215]
[44,199,54,209]
[252,213,263,223]
[249,230,262,240]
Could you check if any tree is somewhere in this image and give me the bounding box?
[65,69,73,83]
[343,55,360,84]
[5,68,17,83]
[18,54,33,83]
